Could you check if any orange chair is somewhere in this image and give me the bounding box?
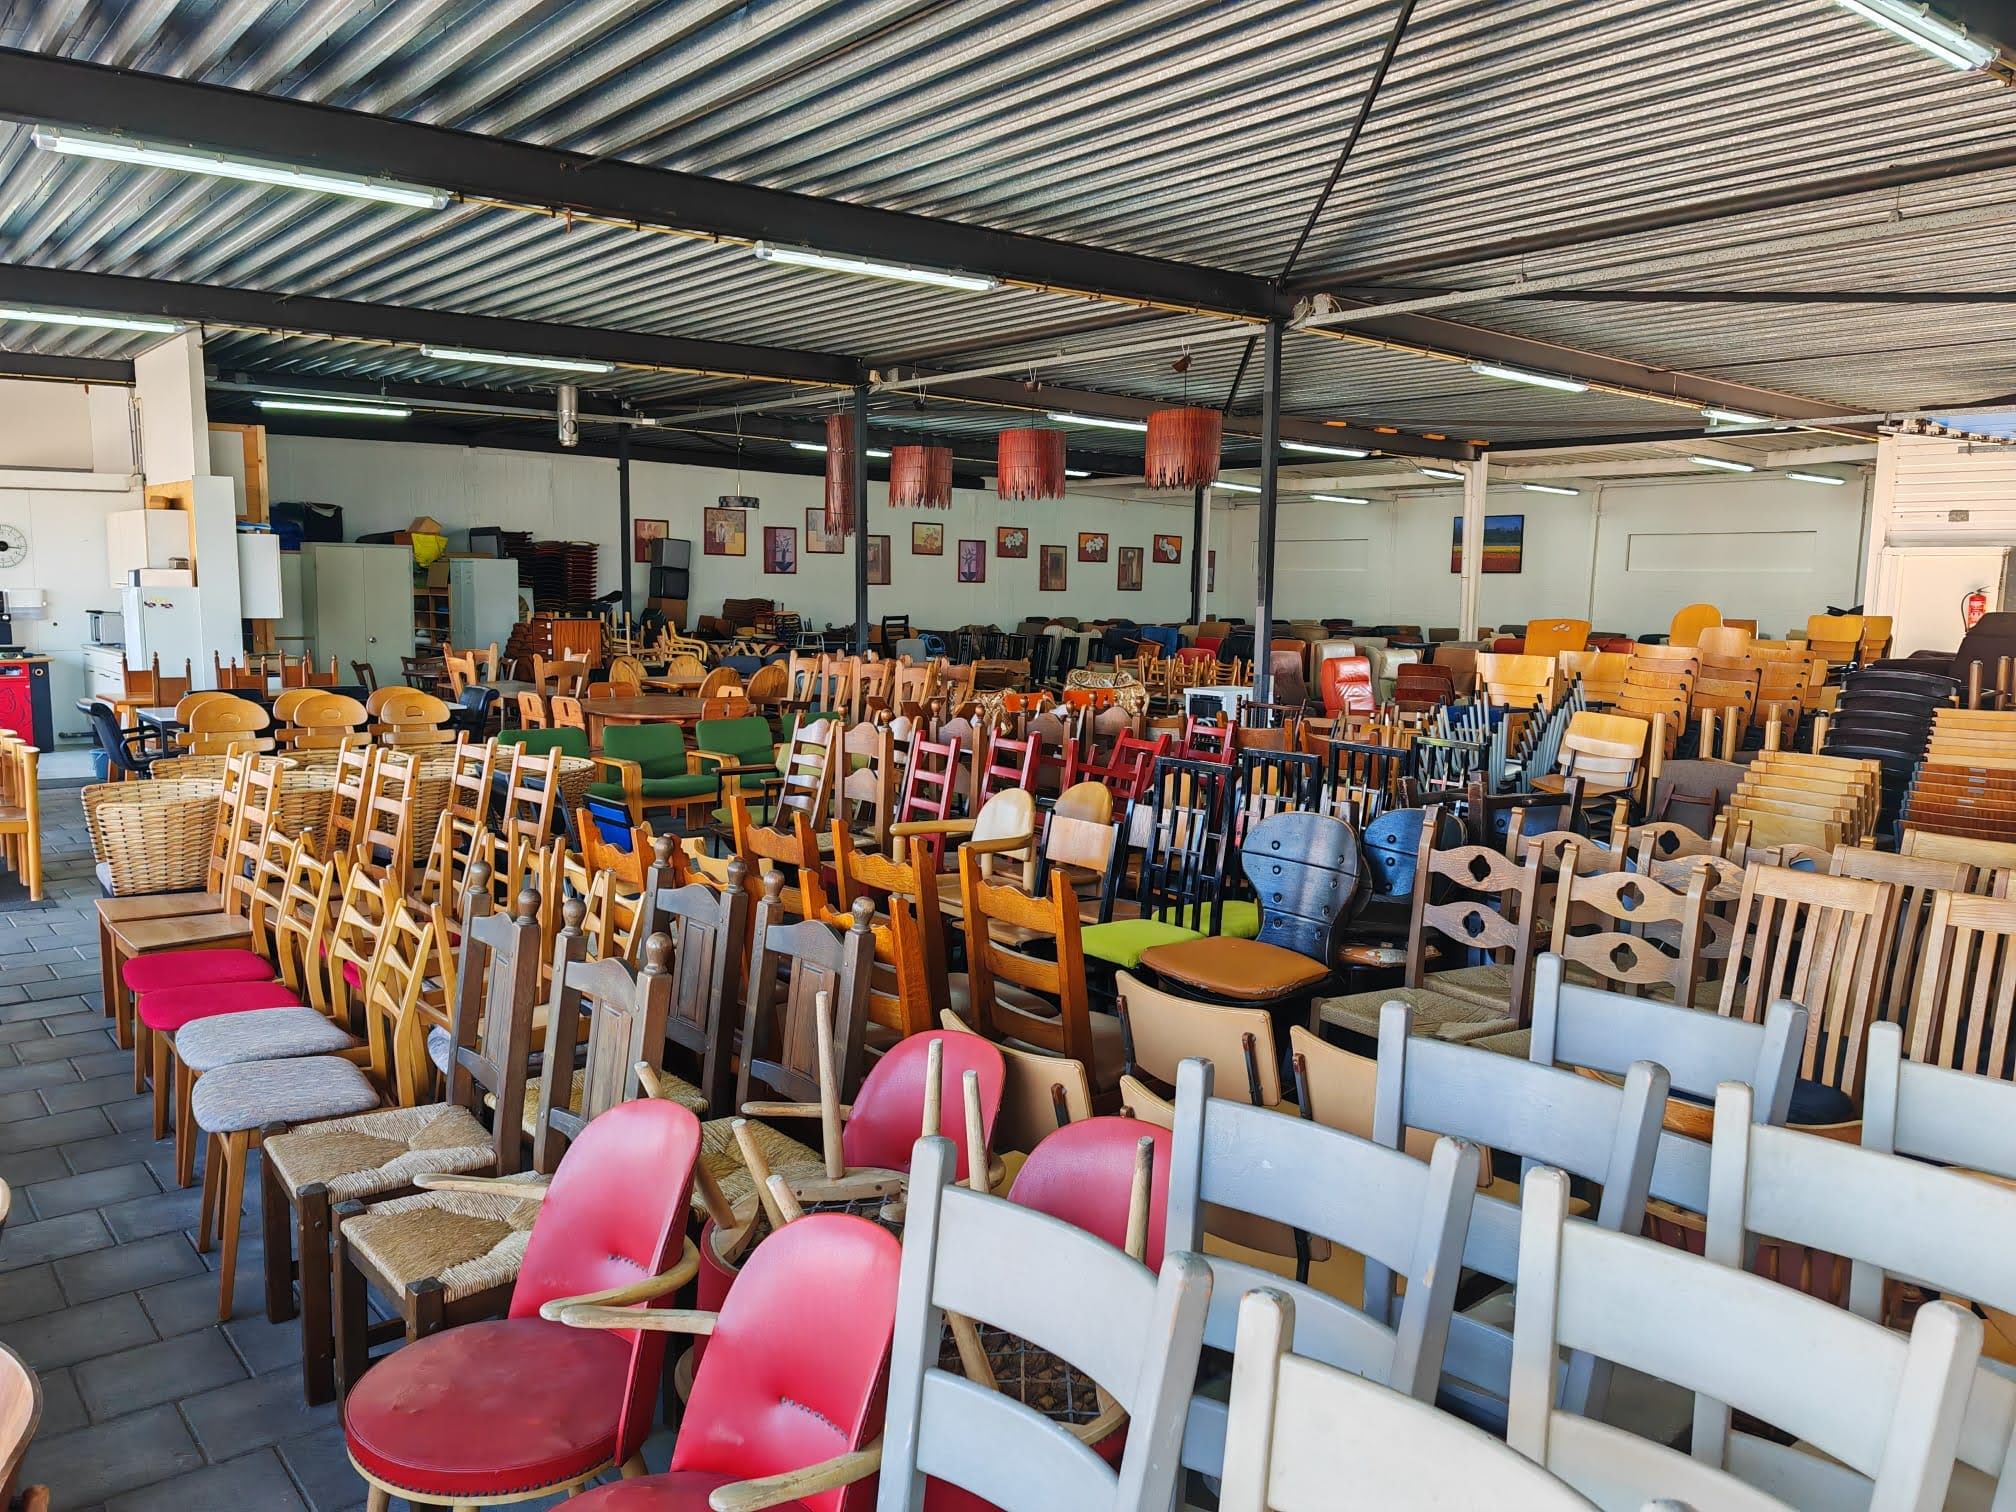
[1320,656,1377,718]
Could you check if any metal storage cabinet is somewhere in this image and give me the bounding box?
[298,544,415,688]
[446,557,520,651]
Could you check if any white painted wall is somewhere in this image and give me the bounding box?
[1215,472,1871,637]
[0,476,145,733]
[0,381,95,471]
[265,435,1199,628]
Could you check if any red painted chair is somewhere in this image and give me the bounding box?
[1010,1115,1171,1268]
[893,734,963,872]
[1177,717,1234,765]
[341,1099,702,1509]
[560,1213,901,1511]
[976,728,1042,804]
[1319,656,1377,719]
[1065,732,1170,805]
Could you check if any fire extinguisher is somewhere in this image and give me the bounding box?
[1963,588,1990,630]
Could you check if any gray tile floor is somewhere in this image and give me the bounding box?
[0,786,674,1510]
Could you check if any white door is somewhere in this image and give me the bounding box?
[1877,546,2009,657]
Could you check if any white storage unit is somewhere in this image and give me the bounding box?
[105,509,189,587]
[446,556,519,651]
[235,531,284,619]
[296,543,415,687]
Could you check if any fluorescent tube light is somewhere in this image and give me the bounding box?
[421,345,614,375]
[1788,471,1848,486]
[0,305,181,334]
[1311,493,1371,504]
[753,242,1000,293]
[1469,361,1588,394]
[1690,455,1756,473]
[31,126,450,209]
[1065,469,1092,478]
[1521,483,1581,496]
[1836,0,1998,69]
[1418,466,1464,481]
[1215,481,1261,494]
[256,398,410,418]
[791,441,890,458]
[1701,406,1768,425]
[1046,411,1148,433]
[1283,440,1369,459]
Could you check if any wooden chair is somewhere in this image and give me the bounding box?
[833,718,898,853]
[1534,710,1648,807]
[532,654,589,696]
[1476,652,1555,713]
[548,694,586,732]
[0,740,39,902]
[1827,846,1973,1038]
[1167,1056,1482,1482]
[187,695,274,755]
[289,691,368,750]
[627,862,753,1120]
[1221,1288,1595,1511]
[215,653,266,691]
[890,731,963,871]
[1114,970,1283,1108]
[808,824,950,1045]
[1806,612,1867,665]
[1508,1164,1978,1511]
[1904,890,2016,1077]
[941,1008,1093,1153]
[734,874,878,1111]
[1545,851,1710,1005]
[876,1135,1211,1512]
[515,690,548,729]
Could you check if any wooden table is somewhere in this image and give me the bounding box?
[642,673,706,692]
[583,695,706,748]
[479,679,541,698]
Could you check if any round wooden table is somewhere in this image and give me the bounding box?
[583,695,706,747]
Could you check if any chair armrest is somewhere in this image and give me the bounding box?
[693,750,775,778]
[739,1100,852,1120]
[961,832,1035,857]
[411,1172,552,1201]
[706,1441,884,1512]
[889,818,978,839]
[589,754,643,797]
[536,1237,700,1319]
[556,1303,718,1335]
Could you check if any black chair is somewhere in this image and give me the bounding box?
[1081,756,1239,988]
[1232,749,1323,845]
[1464,774,1584,849]
[87,700,162,778]
[446,686,498,739]
[1341,806,1462,953]
[1322,739,1414,825]
[351,661,379,693]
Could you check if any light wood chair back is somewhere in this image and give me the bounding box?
[628,864,751,1119]
[1829,847,1973,1035]
[1402,818,1546,1027]
[374,688,453,747]
[1669,603,1722,648]
[806,824,946,1044]
[515,691,548,729]
[532,655,588,696]
[1114,970,1280,1106]
[1806,612,1867,664]
[941,1008,1092,1153]
[1905,890,2016,1077]
[1555,649,1628,706]
[959,845,1105,1095]
[186,695,272,756]
[1522,619,1589,660]
[529,920,665,1172]
[834,718,897,853]
[1546,847,1708,1004]
[288,691,368,750]
[548,694,585,732]
[774,717,838,833]
[1476,652,1555,712]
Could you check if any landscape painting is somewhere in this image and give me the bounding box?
[1451,513,1524,574]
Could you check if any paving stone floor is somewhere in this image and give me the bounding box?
[0,784,673,1510]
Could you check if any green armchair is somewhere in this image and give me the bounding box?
[587,722,718,830]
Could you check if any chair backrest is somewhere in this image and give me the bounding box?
[442,878,546,1174]
[1508,1165,1979,1512]
[960,848,1100,1075]
[1319,655,1377,718]
[834,719,897,853]
[1242,810,1360,968]
[1405,813,1545,1025]
[1829,846,1974,1034]
[532,920,662,1169]
[1114,756,1236,936]
[1545,851,1709,1005]
[1011,1115,1170,1267]
[1374,1000,1667,1419]
[1170,1056,1481,1478]
[512,1097,701,1475]
[879,1135,1212,1512]
[1221,1287,1597,1512]
[1115,969,1280,1106]
[634,864,752,1119]
[670,1213,902,1512]
[736,876,878,1109]
[1905,889,2016,1077]
[843,1030,1006,1181]
[1670,603,1722,647]
[503,741,562,848]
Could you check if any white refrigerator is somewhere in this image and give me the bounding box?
[121,583,209,685]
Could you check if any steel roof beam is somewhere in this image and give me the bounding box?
[1322,286,2016,306]
[0,48,1279,320]
[0,350,133,383]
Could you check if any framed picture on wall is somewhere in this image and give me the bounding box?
[703,507,746,557]
[763,526,797,575]
[911,521,944,555]
[1208,550,1216,593]
[867,535,890,586]
[633,517,668,564]
[1078,531,1108,563]
[996,526,1029,559]
[1451,513,1525,574]
[805,508,845,554]
[957,538,986,584]
[1117,545,1143,591]
[1040,544,1067,591]
[1153,533,1182,565]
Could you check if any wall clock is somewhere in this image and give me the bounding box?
[0,525,28,569]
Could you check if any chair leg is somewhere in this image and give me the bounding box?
[332,1201,370,1402]
[365,1488,391,1512]
[260,1150,295,1324]
[174,1063,199,1188]
[216,1129,249,1322]
[296,1185,336,1405]
[110,945,134,1050]
[133,1021,150,1094]
[197,1131,221,1253]
[151,1033,173,1141]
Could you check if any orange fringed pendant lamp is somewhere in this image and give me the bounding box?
[996,427,1068,501]
[823,413,855,534]
[1143,406,1222,490]
[888,444,954,509]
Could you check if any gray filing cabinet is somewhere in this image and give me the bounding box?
[446,557,520,652]
[297,544,416,688]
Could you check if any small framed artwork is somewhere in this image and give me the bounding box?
[805,507,845,554]
[996,526,1029,559]
[1117,545,1143,591]
[867,535,890,586]
[912,521,945,556]
[703,507,746,557]
[957,538,986,584]
[1077,531,1108,563]
[1153,534,1183,565]
[1207,549,1217,593]
[763,525,797,575]
[1039,544,1068,592]
[633,517,668,564]
[1451,513,1525,574]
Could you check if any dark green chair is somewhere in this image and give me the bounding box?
[589,722,717,830]
[694,714,796,827]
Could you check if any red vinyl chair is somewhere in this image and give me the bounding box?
[342,1099,702,1509]
[825,1029,1007,1187]
[562,1213,902,1511]
[1319,656,1377,719]
[1010,1115,1171,1267]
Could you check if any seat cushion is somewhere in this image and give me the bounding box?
[339,1181,544,1302]
[569,1471,811,1510]
[1151,898,1261,939]
[344,1317,630,1498]
[587,774,717,803]
[1139,937,1331,1002]
[513,1067,708,1139]
[190,1055,381,1136]
[263,1102,493,1203]
[174,1007,358,1072]
[122,947,271,995]
[1315,984,1518,1042]
[138,979,299,1033]
[1080,919,1202,970]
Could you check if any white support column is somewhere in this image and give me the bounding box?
[1459,454,1488,640]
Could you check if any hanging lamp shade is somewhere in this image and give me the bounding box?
[888,444,954,509]
[823,413,856,534]
[1143,406,1222,490]
[996,427,1068,501]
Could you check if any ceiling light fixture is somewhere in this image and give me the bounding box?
[420,345,615,375]
[1787,471,1848,486]
[1469,361,1588,394]
[31,126,450,209]
[1418,466,1465,481]
[1065,469,1092,478]
[792,440,889,458]
[1690,455,1756,473]
[1521,483,1581,496]
[256,398,410,418]
[1835,0,1998,69]
[1215,481,1262,494]
[1311,493,1371,504]
[1283,440,1370,459]
[752,242,1001,293]
[1046,411,1149,433]
[0,304,181,334]
[1701,406,1768,426]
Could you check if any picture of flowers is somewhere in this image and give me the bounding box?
[1451,513,1525,574]
[633,517,668,564]
[867,535,890,586]
[912,521,944,555]
[1040,544,1067,591]
[1117,545,1143,591]
[703,507,746,557]
[957,539,986,584]
[996,526,1029,559]
[805,507,845,554]
[763,525,796,575]
[1153,534,1183,565]
[1077,531,1108,563]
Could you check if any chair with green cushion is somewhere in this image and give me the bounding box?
[501,727,588,760]
[694,713,796,828]
[588,722,718,830]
